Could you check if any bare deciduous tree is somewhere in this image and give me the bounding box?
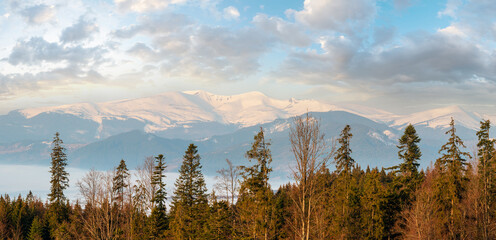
[215,158,240,206]
[289,113,333,240]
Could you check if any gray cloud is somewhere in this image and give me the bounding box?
[60,17,99,43]
[117,12,274,82]
[8,37,106,66]
[275,31,496,85]
[19,4,56,25]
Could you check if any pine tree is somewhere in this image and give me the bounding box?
[476,119,496,239]
[335,125,354,174]
[170,144,209,239]
[150,154,168,238]
[113,159,130,208]
[48,132,69,207]
[433,118,471,238]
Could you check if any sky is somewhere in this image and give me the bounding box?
[0,0,495,115]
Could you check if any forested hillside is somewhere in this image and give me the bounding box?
[1,114,495,239]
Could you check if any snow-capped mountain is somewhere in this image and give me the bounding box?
[18,90,335,134]
[1,91,495,178]
[391,105,486,130]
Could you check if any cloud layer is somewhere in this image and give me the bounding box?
[0,0,495,114]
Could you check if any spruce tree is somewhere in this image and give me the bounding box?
[28,216,44,240]
[48,132,69,206]
[335,125,354,174]
[170,144,209,239]
[330,125,357,238]
[113,159,130,208]
[433,118,471,238]
[238,127,273,240]
[476,119,496,239]
[392,124,422,216]
[150,154,168,238]
[48,132,70,236]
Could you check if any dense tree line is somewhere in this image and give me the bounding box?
[1,115,495,239]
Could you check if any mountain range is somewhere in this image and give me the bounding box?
[0,90,494,179]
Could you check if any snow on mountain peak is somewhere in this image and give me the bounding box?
[18,90,335,133]
[391,105,481,130]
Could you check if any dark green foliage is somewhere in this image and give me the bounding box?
[476,119,496,239]
[150,154,168,238]
[170,144,209,239]
[48,132,69,208]
[335,125,354,174]
[237,127,274,239]
[207,194,233,239]
[113,159,130,207]
[433,118,471,238]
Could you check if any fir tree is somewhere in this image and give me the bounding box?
[113,159,129,208]
[433,118,471,238]
[150,154,168,238]
[170,144,209,239]
[476,119,496,239]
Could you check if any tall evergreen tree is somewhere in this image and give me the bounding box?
[150,154,168,238]
[476,119,496,239]
[433,118,471,238]
[47,132,70,236]
[330,125,358,238]
[238,127,273,240]
[48,132,69,207]
[335,125,354,174]
[170,144,209,239]
[113,159,130,208]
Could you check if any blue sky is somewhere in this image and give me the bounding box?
[0,0,495,115]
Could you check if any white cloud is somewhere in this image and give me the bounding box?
[292,0,376,33]
[223,6,240,20]
[114,0,188,13]
[19,4,57,24]
[252,14,311,47]
[438,0,462,18]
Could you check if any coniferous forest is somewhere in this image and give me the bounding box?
[1,113,496,240]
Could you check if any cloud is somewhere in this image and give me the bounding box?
[158,25,273,81]
[113,13,192,38]
[0,66,104,98]
[19,4,57,24]
[223,6,240,20]
[393,0,414,10]
[292,0,376,33]
[7,37,106,66]
[114,0,188,13]
[115,12,273,82]
[60,17,99,43]
[272,30,496,100]
[252,14,311,47]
